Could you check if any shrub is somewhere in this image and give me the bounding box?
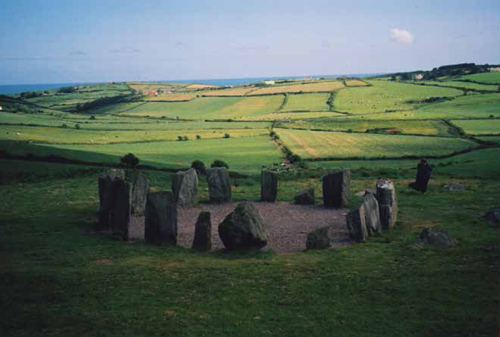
[211,159,229,169]
[120,153,140,168]
[183,136,189,141]
[75,124,80,130]
[191,160,206,175]
[61,124,68,128]
[223,133,230,139]
[177,136,183,141]
[89,115,96,120]
[196,135,201,140]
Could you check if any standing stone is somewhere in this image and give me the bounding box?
[110,178,131,239]
[97,169,128,233]
[294,188,315,205]
[261,170,278,202]
[322,169,350,208]
[219,202,267,250]
[172,168,198,207]
[206,167,231,203]
[346,205,368,243]
[145,192,177,245]
[129,174,149,241]
[192,212,212,251]
[376,180,398,230]
[363,193,382,235]
[306,226,333,250]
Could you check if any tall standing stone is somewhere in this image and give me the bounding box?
[346,205,368,243]
[129,174,149,241]
[219,202,267,250]
[206,167,231,203]
[111,178,131,239]
[261,170,278,202]
[145,192,177,245]
[322,169,350,208]
[97,169,127,232]
[362,193,382,235]
[192,211,212,251]
[172,168,198,207]
[376,180,398,230]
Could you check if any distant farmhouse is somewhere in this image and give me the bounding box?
[264,80,275,85]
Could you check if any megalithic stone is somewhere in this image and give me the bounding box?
[145,192,177,245]
[97,169,127,232]
[206,167,231,203]
[129,174,149,241]
[362,193,382,235]
[260,170,278,202]
[375,180,398,230]
[172,168,198,207]
[110,178,131,239]
[322,169,351,208]
[192,211,212,251]
[346,205,368,243]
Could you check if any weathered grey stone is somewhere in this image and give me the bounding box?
[192,212,212,251]
[375,180,398,230]
[418,228,457,248]
[128,174,149,241]
[363,193,381,235]
[145,192,177,245]
[443,182,466,191]
[346,205,368,243]
[110,178,131,239]
[97,170,130,236]
[261,170,278,202]
[294,188,315,205]
[206,167,231,203]
[219,202,267,250]
[484,207,500,226]
[306,226,335,249]
[172,168,198,207]
[104,168,125,180]
[322,170,350,208]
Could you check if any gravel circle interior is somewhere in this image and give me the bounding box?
[177,202,353,253]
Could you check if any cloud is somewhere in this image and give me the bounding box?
[390,28,414,44]
[110,46,141,54]
[69,50,87,56]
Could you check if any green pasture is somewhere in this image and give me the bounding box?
[416,93,500,118]
[120,96,283,119]
[242,112,345,121]
[334,81,462,114]
[281,93,330,112]
[0,125,268,144]
[276,119,452,136]
[451,119,500,135]
[419,80,498,92]
[275,128,476,160]
[458,72,500,84]
[476,136,500,144]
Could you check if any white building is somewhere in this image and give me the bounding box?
[264,80,275,85]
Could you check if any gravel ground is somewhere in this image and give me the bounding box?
[177,202,353,253]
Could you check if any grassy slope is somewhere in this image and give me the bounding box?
[459,72,500,84]
[451,119,500,135]
[334,81,463,114]
[249,81,344,95]
[275,128,476,159]
[281,93,330,112]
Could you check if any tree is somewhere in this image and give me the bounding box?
[75,124,81,130]
[191,160,206,175]
[120,153,140,168]
[211,159,229,169]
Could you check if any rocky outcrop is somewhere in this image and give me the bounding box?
[192,211,212,251]
[293,188,315,205]
[206,167,231,203]
[172,168,198,207]
[145,192,177,245]
[322,170,350,208]
[218,202,267,250]
[261,170,278,202]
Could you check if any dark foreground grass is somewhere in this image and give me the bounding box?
[0,168,499,336]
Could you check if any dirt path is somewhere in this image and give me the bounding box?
[177,202,352,253]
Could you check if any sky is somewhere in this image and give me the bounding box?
[1,0,500,84]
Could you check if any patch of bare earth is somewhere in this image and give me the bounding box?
[177,202,352,254]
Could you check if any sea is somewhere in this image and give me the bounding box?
[0,73,383,95]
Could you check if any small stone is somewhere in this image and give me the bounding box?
[346,205,368,243]
[484,207,500,225]
[172,168,198,207]
[322,169,350,208]
[218,202,267,250]
[206,167,231,203]
[418,228,457,248]
[443,182,466,191]
[306,226,336,249]
[145,192,177,245]
[294,188,315,205]
[192,212,212,251]
[261,170,278,202]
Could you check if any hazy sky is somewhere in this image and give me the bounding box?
[1,0,500,84]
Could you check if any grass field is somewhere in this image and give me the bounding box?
[277,119,453,136]
[249,81,344,95]
[200,87,257,96]
[120,96,283,119]
[143,93,197,101]
[241,112,346,121]
[458,72,500,84]
[419,81,499,92]
[344,79,368,86]
[476,136,500,144]
[275,128,476,159]
[451,119,500,135]
[334,81,463,114]
[281,93,330,112]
